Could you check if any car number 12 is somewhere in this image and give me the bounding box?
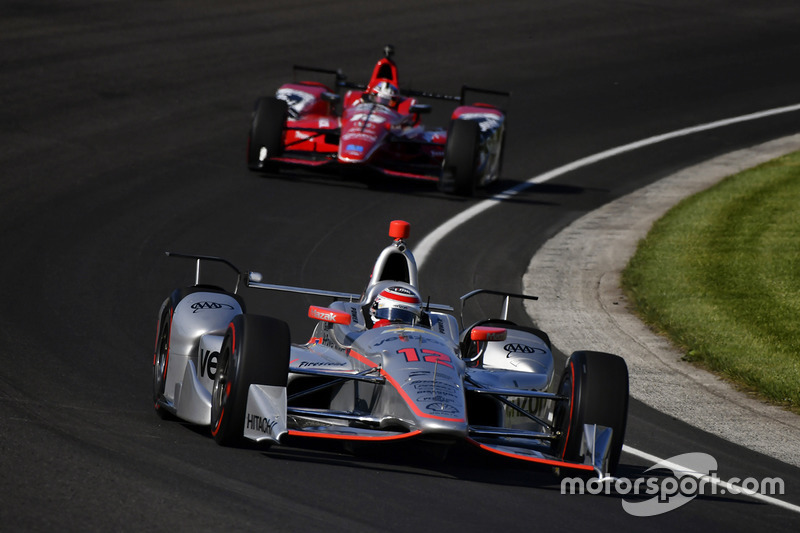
[397,348,454,368]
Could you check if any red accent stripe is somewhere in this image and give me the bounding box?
[378,168,440,182]
[211,322,236,438]
[347,349,379,369]
[466,438,595,471]
[211,408,224,436]
[379,290,420,304]
[273,156,332,166]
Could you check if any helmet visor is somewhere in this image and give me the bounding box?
[375,306,418,324]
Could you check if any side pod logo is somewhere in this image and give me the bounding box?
[191,301,235,313]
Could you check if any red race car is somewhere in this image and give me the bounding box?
[247,46,508,196]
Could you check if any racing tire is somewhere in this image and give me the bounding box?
[552,351,629,475]
[247,97,287,173]
[210,314,290,446]
[440,119,481,196]
[152,301,174,419]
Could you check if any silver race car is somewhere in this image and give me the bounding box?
[152,221,629,476]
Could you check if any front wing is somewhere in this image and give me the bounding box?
[242,370,613,475]
[276,127,445,181]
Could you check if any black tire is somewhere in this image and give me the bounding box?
[152,301,173,419]
[440,119,481,196]
[247,97,287,172]
[552,351,629,475]
[210,314,290,446]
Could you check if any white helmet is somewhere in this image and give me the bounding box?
[370,81,398,107]
[371,284,422,325]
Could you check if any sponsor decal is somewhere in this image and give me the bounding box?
[456,113,501,132]
[349,112,387,124]
[424,402,459,414]
[342,132,378,141]
[374,333,447,348]
[297,360,347,368]
[504,343,547,355]
[308,335,345,351]
[199,349,218,379]
[246,413,278,436]
[411,380,459,398]
[409,378,461,414]
[311,309,337,321]
[345,144,364,153]
[276,88,315,114]
[386,286,415,297]
[191,301,234,313]
[308,306,351,325]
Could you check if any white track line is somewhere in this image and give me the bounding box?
[623,445,800,513]
[414,102,800,267]
[414,102,800,512]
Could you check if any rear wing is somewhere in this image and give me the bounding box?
[164,253,453,312]
[247,272,362,302]
[459,87,511,113]
[459,289,538,328]
[247,273,454,313]
[164,252,243,293]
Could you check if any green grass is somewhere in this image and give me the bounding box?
[622,150,800,411]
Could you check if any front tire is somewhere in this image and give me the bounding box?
[210,314,290,446]
[247,97,288,172]
[440,119,481,196]
[552,351,629,475]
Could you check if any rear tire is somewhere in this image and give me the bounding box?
[152,302,173,419]
[247,97,288,172]
[440,119,481,196]
[552,351,629,475]
[210,314,290,446]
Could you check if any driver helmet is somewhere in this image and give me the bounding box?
[371,284,422,326]
[370,81,398,107]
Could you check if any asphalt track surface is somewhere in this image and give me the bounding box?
[2,1,800,530]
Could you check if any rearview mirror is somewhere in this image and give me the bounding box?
[322,92,341,104]
[308,305,352,325]
[470,326,507,342]
[409,104,431,115]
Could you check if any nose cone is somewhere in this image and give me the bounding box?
[339,104,393,163]
[339,140,370,162]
